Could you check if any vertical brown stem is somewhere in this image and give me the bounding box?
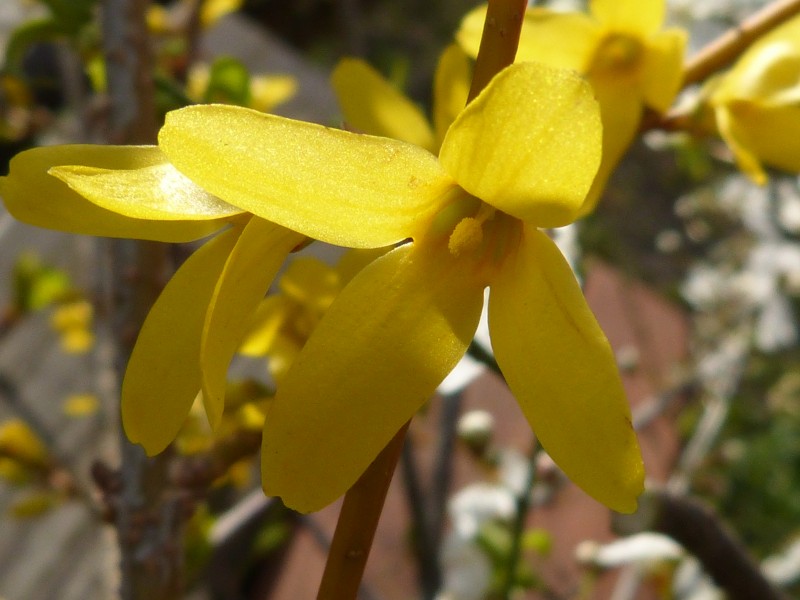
[467,0,527,103]
[317,422,410,600]
[99,1,180,599]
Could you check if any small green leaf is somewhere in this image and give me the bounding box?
[204,57,252,106]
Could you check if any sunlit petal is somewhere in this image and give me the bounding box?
[332,58,435,150]
[160,104,454,248]
[715,105,768,185]
[440,62,601,228]
[49,163,243,220]
[123,227,241,454]
[640,29,687,113]
[433,44,471,148]
[201,218,303,429]
[590,0,664,36]
[578,81,642,215]
[262,241,484,512]
[488,228,644,513]
[0,145,228,242]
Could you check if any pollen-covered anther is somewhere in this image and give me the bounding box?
[448,217,484,256]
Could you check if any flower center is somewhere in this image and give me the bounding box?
[448,203,496,257]
[591,33,643,76]
[425,188,522,284]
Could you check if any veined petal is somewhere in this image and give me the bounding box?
[332,58,436,151]
[201,218,303,429]
[578,80,642,216]
[433,44,471,150]
[457,5,599,72]
[49,163,243,220]
[123,227,241,454]
[262,241,485,513]
[641,29,687,113]
[439,62,601,228]
[590,0,664,36]
[160,104,454,248]
[0,145,228,242]
[488,228,644,513]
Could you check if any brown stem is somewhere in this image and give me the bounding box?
[682,0,800,87]
[467,0,527,102]
[317,421,410,600]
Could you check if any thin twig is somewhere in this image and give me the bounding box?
[499,438,540,600]
[682,0,800,87]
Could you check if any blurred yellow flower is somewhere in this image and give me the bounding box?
[63,393,100,417]
[331,44,471,152]
[240,250,383,383]
[50,299,94,354]
[458,0,686,214]
[0,418,50,474]
[708,15,800,184]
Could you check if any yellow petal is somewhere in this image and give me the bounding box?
[332,58,435,151]
[160,104,453,248]
[590,0,664,36]
[457,5,599,72]
[714,104,768,184]
[488,227,644,513]
[249,75,298,113]
[201,218,303,429]
[516,9,600,71]
[200,0,243,27]
[0,145,229,242]
[578,80,643,216]
[262,241,484,512]
[714,15,800,104]
[641,29,687,113]
[720,102,800,182]
[433,44,471,148]
[455,4,487,58]
[439,62,601,228]
[239,296,292,357]
[49,163,243,220]
[123,227,241,454]
[279,256,340,311]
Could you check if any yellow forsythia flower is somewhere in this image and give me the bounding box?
[458,0,686,214]
[1,62,644,515]
[708,14,800,184]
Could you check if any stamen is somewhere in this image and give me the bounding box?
[447,204,496,257]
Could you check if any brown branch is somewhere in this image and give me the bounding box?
[467,0,527,102]
[613,490,787,600]
[683,0,800,87]
[317,421,410,600]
